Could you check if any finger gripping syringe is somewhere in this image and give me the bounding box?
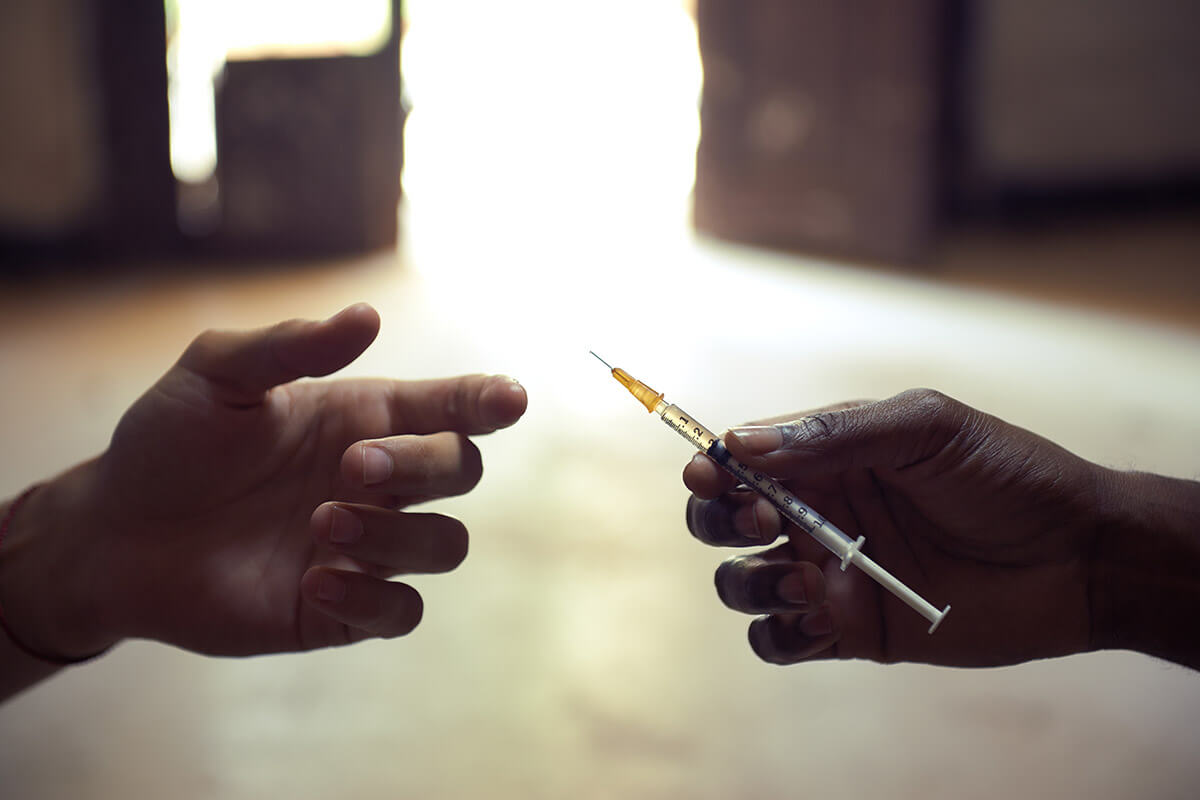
[593,354,950,634]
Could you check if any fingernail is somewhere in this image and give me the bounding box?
[727,426,783,455]
[329,506,363,544]
[800,607,834,637]
[325,302,368,323]
[776,570,807,605]
[362,445,393,486]
[733,502,764,544]
[507,381,527,405]
[480,376,525,429]
[317,572,347,603]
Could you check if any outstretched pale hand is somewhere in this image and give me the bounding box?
[3,303,527,659]
[683,389,1116,668]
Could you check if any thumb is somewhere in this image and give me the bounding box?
[178,303,381,407]
[722,389,979,483]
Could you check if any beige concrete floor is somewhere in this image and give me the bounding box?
[2,206,1199,799]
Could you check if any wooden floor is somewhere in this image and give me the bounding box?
[3,4,1200,797]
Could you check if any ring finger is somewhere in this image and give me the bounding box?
[714,544,826,615]
[311,502,469,575]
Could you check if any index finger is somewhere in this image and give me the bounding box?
[388,374,528,435]
[735,399,875,429]
[684,401,875,496]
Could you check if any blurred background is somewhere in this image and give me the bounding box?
[2,1,1199,798]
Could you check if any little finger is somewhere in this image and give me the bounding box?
[300,567,424,640]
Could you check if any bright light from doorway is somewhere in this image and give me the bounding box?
[400,0,703,266]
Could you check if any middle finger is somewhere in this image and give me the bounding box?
[342,431,482,500]
[686,491,781,547]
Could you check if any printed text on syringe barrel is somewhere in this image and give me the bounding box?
[659,403,850,543]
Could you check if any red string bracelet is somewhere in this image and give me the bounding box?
[0,484,111,666]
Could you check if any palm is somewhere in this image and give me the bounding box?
[689,392,1113,668]
[97,375,398,654]
[785,416,1100,666]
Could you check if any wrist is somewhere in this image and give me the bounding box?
[0,462,121,662]
[1090,468,1200,668]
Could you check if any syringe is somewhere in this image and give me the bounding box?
[593,353,950,634]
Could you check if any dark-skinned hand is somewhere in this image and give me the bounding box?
[684,389,1200,669]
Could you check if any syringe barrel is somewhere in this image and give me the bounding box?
[657,404,854,557]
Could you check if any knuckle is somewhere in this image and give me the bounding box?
[896,387,973,441]
[898,388,957,420]
[414,440,438,488]
[794,412,839,441]
[781,411,846,451]
[398,437,437,490]
[182,328,222,364]
[447,377,481,426]
[429,434,480,495]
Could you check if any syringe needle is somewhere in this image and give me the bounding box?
[589,351,614,370]
[593,355,664,412]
